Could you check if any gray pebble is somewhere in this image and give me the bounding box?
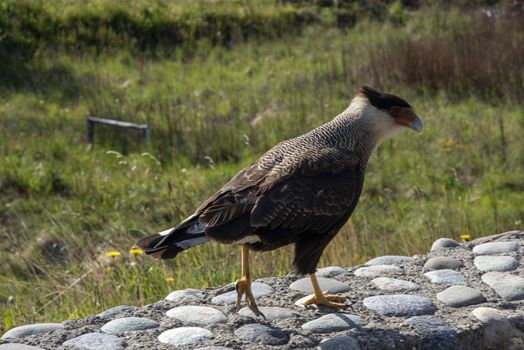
[1,323,64,339]
[158,327,214,347]
[423,257,464,271]
[101,317,159,334]
[317,266,347,278]
[194,347,234,350]
[436,285,485,307]
[470,307,522,349]
[234,323,289,345]
[166,305,227,325]
[481,272,524,300]
[0,345,45,350]
[318,335,361,350]
[363,294,436,317]
[165,288,204,303]
[365,255,413,266]
[354,265,402,278]
[301,313,366,333]
[472,241,518,255]
[474,255,518,272]
[430,238,460,251]
[239,306,296,320]
[211,282,273,305]
[404,316,453,332]
[96,305,136,318]
[62,332,127,350]
[471,307,506,323]
[403,316,462,349]
[372,277,419,292]
[423,269,467,286]
[289,277,350,294]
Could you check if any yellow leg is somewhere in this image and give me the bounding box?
[303,273,346,309]
[235,245,264,317]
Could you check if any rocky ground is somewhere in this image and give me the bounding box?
[1,231,524,350]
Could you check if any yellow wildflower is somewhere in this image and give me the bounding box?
[107,251,121,257]
[438,138,456,150]
[460,234,472,242]
[165,277,175,284]
[129,247,144,255]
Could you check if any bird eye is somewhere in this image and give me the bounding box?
[389,106,401,115]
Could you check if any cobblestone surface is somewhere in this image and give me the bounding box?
[1,231,523,350]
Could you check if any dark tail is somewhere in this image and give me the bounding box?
[137,219,208,259]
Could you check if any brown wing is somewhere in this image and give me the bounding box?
[191,147,364,239]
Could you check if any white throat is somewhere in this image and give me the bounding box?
[347,95,404,147]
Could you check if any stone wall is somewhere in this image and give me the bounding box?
[1,231,524,350]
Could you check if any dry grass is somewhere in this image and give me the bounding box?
[364,9,524,102]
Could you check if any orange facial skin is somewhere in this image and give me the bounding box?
[390,106,418,127]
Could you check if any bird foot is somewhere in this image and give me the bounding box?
[303,291,347,309]
[235,277,265,318]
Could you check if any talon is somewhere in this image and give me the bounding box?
[303,293,347,309]
[234,245,265,318]
[302,274,347,309]
[235,277,248,312]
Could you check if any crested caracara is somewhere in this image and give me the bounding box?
[137,86,423,315]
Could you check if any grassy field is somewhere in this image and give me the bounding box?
[1,0,524,333]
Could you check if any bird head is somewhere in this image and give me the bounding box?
[354,85,423,143]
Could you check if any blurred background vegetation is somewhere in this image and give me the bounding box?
[1,0,523,333]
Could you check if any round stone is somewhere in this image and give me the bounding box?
[403,316,461,349]
[101,317,159,334]
[317,266,347,278]
[211,282,273,305]
[404,316,453,332]
[430,238,460,251]
[1,323,64,339]
[372,277,419,292]
[238,306,296,320]
[96,305,136,318]
[166,305,227,325]
[363,294,436,317]
[165,288,204,303]
[436,285,485,307]
[354,265,402,278]
[0,345,45,350]
[62,332,127,350]
[423,257,464,271]
[481,272,524,301]
[471,307,506,323]
[158,327,214,347]
[195,347,234,350]
[423,269,467,286]
[365,255,414,266]
[472,241,518,255]
[301,313,366,333]
[474,255,518,272]
[289,277,350,294]
[234,323,289,345]
[318,336,361,350]
[471,306,521,349]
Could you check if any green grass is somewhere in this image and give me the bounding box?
[1,1,524,334]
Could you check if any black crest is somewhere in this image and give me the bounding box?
[359,86,411,109]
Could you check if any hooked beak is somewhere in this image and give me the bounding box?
[408,116,424,132]
[392,107,424,133]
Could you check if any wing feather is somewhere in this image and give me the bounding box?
[192,146,365,237]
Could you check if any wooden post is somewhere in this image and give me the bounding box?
[87,118,95,143]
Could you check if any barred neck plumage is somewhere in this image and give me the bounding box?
[307,95,400,162]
